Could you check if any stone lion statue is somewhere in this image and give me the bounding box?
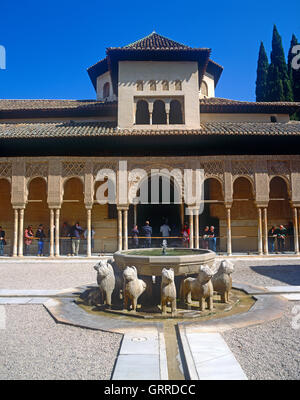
[161,268,177,316]
[212,260,234,303]
[94,260,115,308]
[180,264,214,311]
[123,266,146,312]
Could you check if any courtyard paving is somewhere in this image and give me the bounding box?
[0,257,299,380]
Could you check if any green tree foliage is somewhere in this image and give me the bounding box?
[256,42,269,101]
[265,25,293,102]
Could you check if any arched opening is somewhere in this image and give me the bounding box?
[152,100,167,125]
[136,100,150,124]
[60,178,86,256]
[175,80,182,90]
[134,174,181,247]
[169,100,183,124]
[0,179,13,255]
[200,178,224,251]
[24,177,48,256]
[162,80,169,90]
[201,81,208,96]
[103,82,110,98]
[231,177,257,253]
[93,178,117,253]
[268,176,292,252]
[136,80,143,91]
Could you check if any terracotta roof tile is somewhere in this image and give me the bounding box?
[0,121,300,139]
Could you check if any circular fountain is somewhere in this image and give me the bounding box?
[113,247,216,277]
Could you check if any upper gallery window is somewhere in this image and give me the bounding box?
[149,80,157,91]
[136,80,143,91]
[175,80,182,90]
[136,100,150,124]
[200,81,208,96]
[103,82,110,98]
[162,80,169,90]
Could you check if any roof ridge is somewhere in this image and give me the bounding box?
[122,31,191,50]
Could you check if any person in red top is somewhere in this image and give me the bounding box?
[24,225,34,256]
[181,223,190,248]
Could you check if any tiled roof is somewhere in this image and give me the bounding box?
[200,97,300,114]
[121,32,192,50]
[0,121,300,139]
[0,99,116,111]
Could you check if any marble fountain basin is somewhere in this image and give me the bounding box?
[113,248,216,276]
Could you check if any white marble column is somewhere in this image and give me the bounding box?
[194,213,199,249]
[118,209,123,251]
[263,208,268,255]
[226,206,232,256]
[293,207,299,255]
[49,209,55,257]
[55,209,60,256]
[13,209,19,257]
[123,209,128,250]
[18,208,24,256]
[257,207,263,255]
[189,211,194,249]
[86,208,92,257]
[133,204,137,226]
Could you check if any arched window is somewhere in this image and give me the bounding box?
[136,80,143,91]
[169,100,183,124]
[103,82,110,98]
[162,80,169,91]
[270,116,277,123]
[175,80,182,90]
[136,100,150,124]
[149,80,156,91]
[152,100,167,124]
[200,81,208,96]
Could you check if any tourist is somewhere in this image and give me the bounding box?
[275,224,287,253]
[36,224,46,256]
[84,226,95,253]
[71,222,83,256]
[268,226,277,253]
[131,225,139,248]
[202,226,210,249]
[61,222,71,255]
[287,221,294,251]
[181,223,190,248]
[208,226,217,252]
[0,226,6,256]
[142,221,152,248]
[24,225,34,256]
[160,220,171,243]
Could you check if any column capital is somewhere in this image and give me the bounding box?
[117,205,129,211]
[224,202,232,209]
[255,202,268,209]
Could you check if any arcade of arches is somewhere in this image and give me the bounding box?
[0,156,300,257]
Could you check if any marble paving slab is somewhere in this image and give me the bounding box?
[265,286,300,293]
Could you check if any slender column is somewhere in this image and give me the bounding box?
[189,211,194,249]
[194,213,199,249]
[263,208,268,255]
[293,207,299,255]
[18,208,24,256]
[149,112,153,125]
[55,209,60,256]
[123,209,128,250]
[226,207,232,256]
[118,209,123,251]
[49,209,55,257]
[133,204,137,226]
[180,203,185,228]
[86,208,92,257]
[257,207,263,255]
[13,209,19,257]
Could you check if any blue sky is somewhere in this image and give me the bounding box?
[0,0,299,101]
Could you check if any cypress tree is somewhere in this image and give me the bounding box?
[256,42,269,101]
[266,25,293,101]
[288,34,300,101]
